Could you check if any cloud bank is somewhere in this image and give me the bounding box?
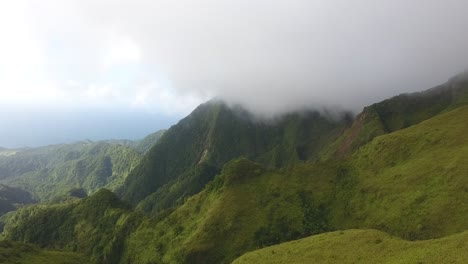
[1,0,468,116]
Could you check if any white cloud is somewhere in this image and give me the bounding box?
[1,0,468,117]
[131,82,207,115]
[102,36,141,69]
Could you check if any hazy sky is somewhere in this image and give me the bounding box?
[1,0,468,147]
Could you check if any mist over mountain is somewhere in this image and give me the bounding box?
[2,1,468,119]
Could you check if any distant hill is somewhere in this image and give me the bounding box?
[0,127,167,202]
[0,148,19,157]
[0,141,142,201]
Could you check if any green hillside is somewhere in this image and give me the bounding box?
[1,189,138,264]
[233,229,468,264]
[4,105,466,263]
[0,142,142,201]
[121,101,350,213]
[322,73,468,158]
[121,105,468,263]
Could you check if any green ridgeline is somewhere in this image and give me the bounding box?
[121,100,350,213]
[123,73,468,216]
[320,72,468,159]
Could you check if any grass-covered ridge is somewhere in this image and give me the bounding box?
[342,105,468,239]
[232,229,468,264]
[322,72,468,158]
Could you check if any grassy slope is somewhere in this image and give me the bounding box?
[121,159,338,264]
[321,73,468,159]
[340,105,468,239]
[232,229,468,264]
[0,240,89,264]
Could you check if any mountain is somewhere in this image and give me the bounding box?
[0,141,142,201]
[120,104,468,263]
[1,73,468,263]
[120,101,351,212]
[4,104,468,263]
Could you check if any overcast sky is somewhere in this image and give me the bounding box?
[1,0,468,147]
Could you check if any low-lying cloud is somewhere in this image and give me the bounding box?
[2,0,468,116]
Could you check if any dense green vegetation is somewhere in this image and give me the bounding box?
[233,229,468,264]
[0,185,35,216]
[121,102,468,262]
[0,142,142,201]
[121,101,351,212]
[0,240,88,264]
[1,189,138,263]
